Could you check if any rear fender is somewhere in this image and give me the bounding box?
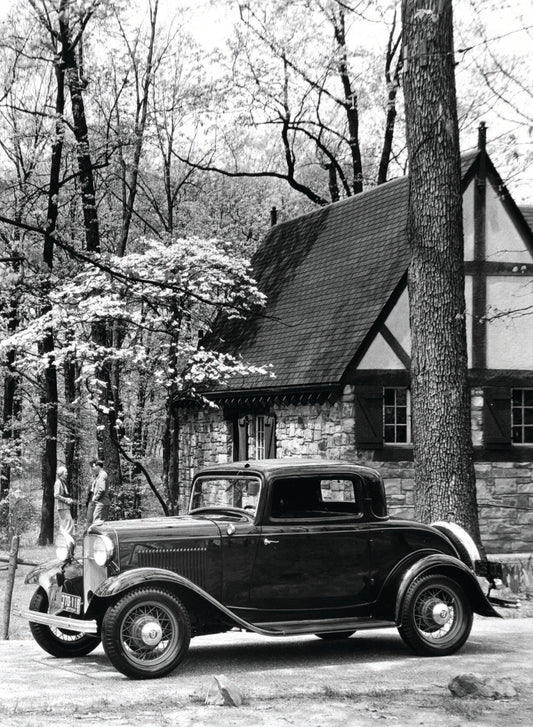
[394,554,501,623]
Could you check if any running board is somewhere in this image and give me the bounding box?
[251,617,395,636]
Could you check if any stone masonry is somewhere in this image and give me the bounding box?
[179,385,533,554]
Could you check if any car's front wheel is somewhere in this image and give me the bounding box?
[397,574,473,656]
[102,587,191,679]
[28,588,100,658]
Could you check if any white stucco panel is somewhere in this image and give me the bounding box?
[486,181,532,262]
[383,289,411,356]
[463,180,474,261]
[465,275,473,366]
[486,276,533,369]
[358,332,405,370]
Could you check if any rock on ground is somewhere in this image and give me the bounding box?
[448,672,518,699]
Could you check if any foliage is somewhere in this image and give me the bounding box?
[0,489,35,546]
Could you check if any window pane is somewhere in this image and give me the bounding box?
[256,415,265,459]
[512,389,523,405]
[395,426,407,443]
[512,427,522,443]
[383,387,411,444]
[384,407,395,424]
[524,390,533,406]
[513,409,523,425]
[524,427,533,444]
[320,479,355,503]
[384,426,395,442]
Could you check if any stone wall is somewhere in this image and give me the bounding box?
[179,385,533,553]
[178,408,232,510]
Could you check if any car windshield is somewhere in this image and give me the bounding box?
[188,476,261,516]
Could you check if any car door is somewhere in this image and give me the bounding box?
[248,475,376,615]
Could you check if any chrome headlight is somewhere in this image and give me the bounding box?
[55,531,74,561]
[92,535,115,566]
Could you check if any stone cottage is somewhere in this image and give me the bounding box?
[179,134,533,554]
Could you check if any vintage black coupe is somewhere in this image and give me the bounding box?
[18,459,503,679]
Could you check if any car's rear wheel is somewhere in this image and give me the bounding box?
[28,588,100,658]
[102,587,191,679]
[398,574,473,656]
[315,631,355,640]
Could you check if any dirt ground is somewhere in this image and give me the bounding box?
[2,618,532,727]
[2,677,532,727]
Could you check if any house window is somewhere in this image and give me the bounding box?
[255,415,266,459]
[232,414,276,461]
[511,389,533,444]
[383,387,411,444]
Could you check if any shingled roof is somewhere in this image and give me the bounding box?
[211,151,480,396]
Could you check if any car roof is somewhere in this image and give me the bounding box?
[195,458,381,479]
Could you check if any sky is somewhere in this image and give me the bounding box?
[0,0,531,201]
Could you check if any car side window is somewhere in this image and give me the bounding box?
[269,476,363,521]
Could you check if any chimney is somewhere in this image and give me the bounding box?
[270,206,278,226]
[477,121,486,153]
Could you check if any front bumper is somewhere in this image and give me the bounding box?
[13,607,98,634]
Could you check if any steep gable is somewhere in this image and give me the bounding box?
[212,151,482,393]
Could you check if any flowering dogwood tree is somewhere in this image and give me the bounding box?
[0,235,270,514]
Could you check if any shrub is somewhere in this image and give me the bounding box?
[0,490,35,546]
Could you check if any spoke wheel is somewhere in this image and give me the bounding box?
[398,574,473,656]
[102,587,191,679]
[315,631,355,640]
[28,588,100,658]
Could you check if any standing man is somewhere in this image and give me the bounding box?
[86,459,110,527]
[54,465,75,554]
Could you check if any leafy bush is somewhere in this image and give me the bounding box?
[0,490,35,546]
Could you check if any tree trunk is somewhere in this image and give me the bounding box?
[37,57,64,546]
[38,336,57,545]
[377,10,401,185]
[333,10,363,194]
[63,354,82,519]
[1,250,22,502]
[402,0,482,546]
[162,333,179,513]
[58,5,122,501]
[117,0,159,256]
[162,402,179,514]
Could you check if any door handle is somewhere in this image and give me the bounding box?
[264,538,279,545]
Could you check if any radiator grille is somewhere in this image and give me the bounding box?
[137,546,208,587]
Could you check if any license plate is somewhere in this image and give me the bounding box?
[60,593,82,615]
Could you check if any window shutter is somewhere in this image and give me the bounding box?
[264,415,276,458]
[483,387,511,449]
[237,416,249,461]
[354,386,384,448]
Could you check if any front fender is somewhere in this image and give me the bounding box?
[92,567,277,636]
[394,554,501,622]
[25,558,83,595]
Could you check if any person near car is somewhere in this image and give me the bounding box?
[86,459,110,526]
[54,465,75,553]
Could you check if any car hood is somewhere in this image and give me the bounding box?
[91,514,221,542]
